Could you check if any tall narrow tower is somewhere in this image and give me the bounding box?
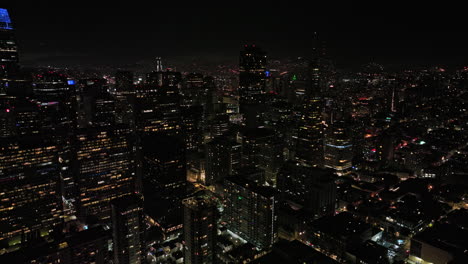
[0,9,18,78]
[183,196,218,264]
[0,8,19,95]
[239,45,267,128]
[295,33,325,167]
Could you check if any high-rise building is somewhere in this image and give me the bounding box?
[239,45,267,104]
[0,226,111,264]
[114,71,136,126]
[181,105,204,153]
[205,136,242,186]
[182,73,205,106]
[115,71,134,94]
[294,95,323,167]
[183,196,218,264]
[224,176,278,249]
[0,135,63,247]
[33,73,78,201]
[0,8,19,94]
[135,71,182,137]
[75,125,136,221]
[239,45,267,128]
[112,195,145,264]
[0,97,40,137]
[241,127,284,184]
[78,79,115,128]
[142,134,186,199]
[294,34,326,167]
[277,161,336,218]
[324,120,353,175]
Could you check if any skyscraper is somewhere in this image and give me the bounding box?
[112,195,145,264]
[239,45,267,128]
[0,135,63,247]
[135,71,182,136]
[0,8,19,94]
[205,136,242,186]
[224,176,278,249]
[183,196,218,264]
[0,226,111,264]
[75,125,136,221]
[277,161,336,218]
[324,120,353,175]
[115,71,134,94]
[114,71,136,127]
[33,72,78,201]
[142,134,186,200]
[294,34,325,167]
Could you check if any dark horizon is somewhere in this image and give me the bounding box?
[4,4,468,70]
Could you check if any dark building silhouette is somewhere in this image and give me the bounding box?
[205,136,242,186]
[278,161,336,218]
[239,45,268,128]
[112,195,145,264]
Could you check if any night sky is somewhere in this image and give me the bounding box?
[4,3,467,69]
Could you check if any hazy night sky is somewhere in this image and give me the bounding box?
[4,3,467,69]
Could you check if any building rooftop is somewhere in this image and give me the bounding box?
[0,8,13,30]
[311,212,372,239]
[252,240,338,264]
[182,195,217,210]
[225,176,277,198]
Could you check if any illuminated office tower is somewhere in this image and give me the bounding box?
[182,73,205,106]
[324,120,353,175]
[239,45,267,104]
[241,128,283,178]
[0,135,62,247]
[205,136,242,185]
[0,226,111,264]
[112,195,145,264]
[181,105,203,153]
[33,72,77,201]
[78,78,115,127]
[294,33,326,167]
[0,8,19,93]
[239,45,267,128]
[277,161,336,218]
[114,71,135,126]
[0,97,40,138]
[183,196,218,264]
[135,71,182,137]
[75,125,136,221]
[224,176,278,249]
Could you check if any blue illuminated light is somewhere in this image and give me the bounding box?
[265,71,270,77]
[67,80,75,85]
[325,144,353,149]
[0,9,13,30]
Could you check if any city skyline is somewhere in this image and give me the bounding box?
[4,4,468,69]
[1,5,467,264]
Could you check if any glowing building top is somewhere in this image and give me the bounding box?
[0,9,13,30]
